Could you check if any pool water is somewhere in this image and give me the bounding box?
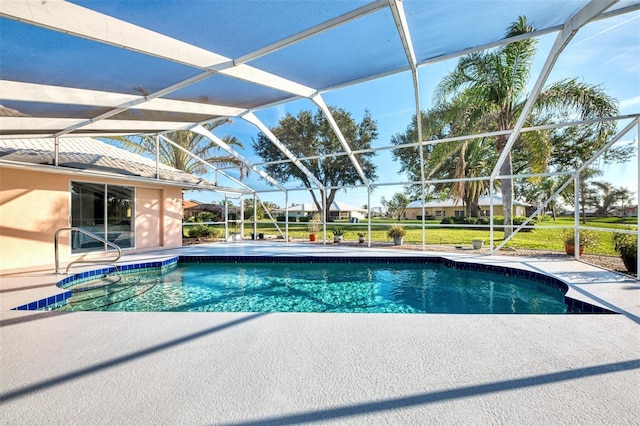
[55,262,568,314]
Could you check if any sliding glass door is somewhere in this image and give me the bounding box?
[71,182,134,253]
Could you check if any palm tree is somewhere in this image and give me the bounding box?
[426,136,495,217]
[113,87,249,178]
[435,16,618,237]
[422,91,497,217]
[116,120,249,178]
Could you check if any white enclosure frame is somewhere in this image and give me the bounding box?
[1,0,638,274]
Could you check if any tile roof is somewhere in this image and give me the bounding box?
[0,137,215,188]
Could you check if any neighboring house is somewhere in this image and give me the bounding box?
[369,206,388,217]
[282,201,367,221]
[183,200,200,211]
[404,195,530,220]
[0,137,219,272]
[610,205,638,217]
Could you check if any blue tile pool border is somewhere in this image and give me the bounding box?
[12,255,616,314]
[12,257,180,311]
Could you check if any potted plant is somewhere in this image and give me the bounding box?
[308,213,322,242]
[471,239,484,250]
[332,227,344,243]
[560,229,599,255]
[357,232,366,244]
[388,225,406,246]
[613,231,637,273]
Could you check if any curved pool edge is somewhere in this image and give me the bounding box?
[11,254,616,314]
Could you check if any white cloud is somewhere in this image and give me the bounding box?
[275,104,287,122]
[572,14,640,47]
[619,96,640,110]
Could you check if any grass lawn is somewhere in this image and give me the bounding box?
[184,216,637,256]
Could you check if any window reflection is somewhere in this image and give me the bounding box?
[71,182,134,253]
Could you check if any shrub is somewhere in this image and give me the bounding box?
[477,217,490,225]
[187,225,217,238]
[560,229,599,248]
[387,225,406,238]
[440,217,453,224]
[613,231,638,273]
[195,211,215,223]
[457,216,478,225]
[513,216,536,225]
[512,216,536,232]
[613,232,637,257]
[298,216,310,223]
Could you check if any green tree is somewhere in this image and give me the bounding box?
[424,134,496,217]
[115,119,248,177]
[113,88,250,178]
[381,192,410,221]
[519,176,561,220]
[560,168,602,224]
[391,109,448,199]
[252,107,378,220]
[614,187,635,218]
[434,16,618,237]
[243,199,280,220]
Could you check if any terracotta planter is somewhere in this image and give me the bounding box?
[309,234,317,242]
[564,243,584,256]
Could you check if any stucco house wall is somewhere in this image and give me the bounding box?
[0,167,183,272]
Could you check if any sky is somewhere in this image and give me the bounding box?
[187,11,640,210]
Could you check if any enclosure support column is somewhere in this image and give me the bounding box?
[413,68,426,251]
[322,189,327,245]
[239,194,244,238]
[637,119,639,279]
[367,186,372,248]
[390,0,425,250]
[155,134,160,179]
[224,194,229,242]
[574,173,580,260]
[253,194,258,240]
[285,191,289,241]
[54,136,60,167]
[489,181,494,254]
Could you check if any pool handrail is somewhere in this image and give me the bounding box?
[54,227,122,274]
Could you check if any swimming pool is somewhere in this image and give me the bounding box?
[48,258,572,314]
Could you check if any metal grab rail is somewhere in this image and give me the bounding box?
[55,227,122,274]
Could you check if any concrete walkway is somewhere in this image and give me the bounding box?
[1,242,638,425]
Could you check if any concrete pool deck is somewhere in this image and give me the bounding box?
[1,242,639,424]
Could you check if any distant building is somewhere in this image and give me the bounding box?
[369,206,388,217]
[282,201,367,221]
[404,195,530,220]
